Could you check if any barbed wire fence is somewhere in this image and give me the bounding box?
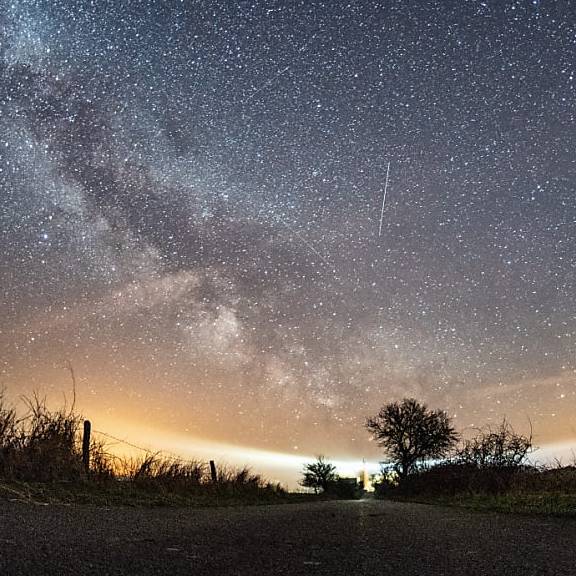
[87,425,219,481]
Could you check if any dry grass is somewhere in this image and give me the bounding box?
[0,392,83,482]
[0,390,286,505]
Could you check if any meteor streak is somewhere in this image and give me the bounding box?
[378,161,391,238]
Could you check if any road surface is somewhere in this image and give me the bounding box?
[0,498,573,575]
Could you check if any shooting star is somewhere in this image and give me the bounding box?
[277,218,332,268]
[241,31,321,105]
[378,161,391,237]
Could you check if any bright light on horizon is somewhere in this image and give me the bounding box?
[90,419,382,487]
[93,421,576,489]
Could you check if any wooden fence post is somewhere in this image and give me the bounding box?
[209,460,217,483]
[82,420,91,474]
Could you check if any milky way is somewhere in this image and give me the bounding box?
[1,1,575,462]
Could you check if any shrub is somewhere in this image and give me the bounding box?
[326,477,363,499]
[456,420,532,470]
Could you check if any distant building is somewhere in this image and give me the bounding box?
[359,460,374,492]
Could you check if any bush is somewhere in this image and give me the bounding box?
[326,477,363,499]
[391,463,529,497]
[456,420,532,470]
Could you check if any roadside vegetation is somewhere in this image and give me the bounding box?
[3,388,575,514]
[366,398,576,517]
[0,390,292,507]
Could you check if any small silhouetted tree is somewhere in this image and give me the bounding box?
[366,398,458,481]
[300,456,337,493]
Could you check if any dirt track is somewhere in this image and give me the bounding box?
[0,498,573,575]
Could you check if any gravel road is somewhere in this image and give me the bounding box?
[0,498,573,575]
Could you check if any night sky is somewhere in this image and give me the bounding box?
[1,1,576,480]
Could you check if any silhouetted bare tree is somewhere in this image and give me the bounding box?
[456,419,532,469]
[366,398,458,480]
